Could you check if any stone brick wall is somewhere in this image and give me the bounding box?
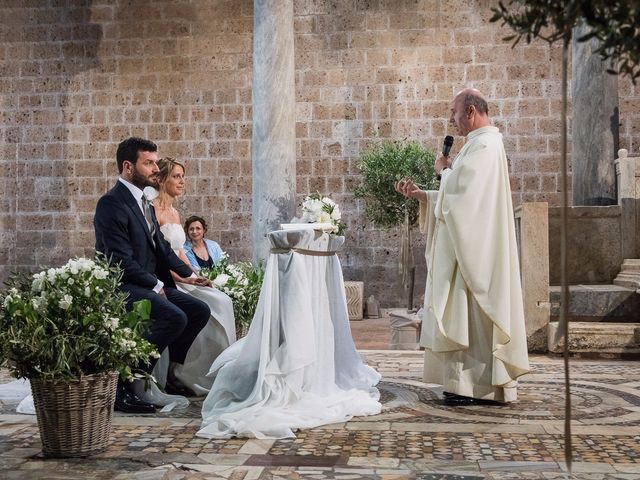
[1,0,639,306]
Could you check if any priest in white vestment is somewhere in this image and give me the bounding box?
[396,88,530,404]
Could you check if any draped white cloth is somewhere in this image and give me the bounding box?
[419,126,530,402]
[197,229,381,439]
[0,379,34,414]
[154,224,236,395]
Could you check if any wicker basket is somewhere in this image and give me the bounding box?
[30,371,118,457]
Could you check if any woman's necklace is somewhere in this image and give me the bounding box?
[193,241,208,258]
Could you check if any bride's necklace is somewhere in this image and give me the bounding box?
[154,196,176,212]
[156,204,176,212]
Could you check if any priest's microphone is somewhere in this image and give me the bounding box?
[437,135,454,180]
[443,135,454,158]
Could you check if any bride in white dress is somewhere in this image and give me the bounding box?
[148,157,236,396]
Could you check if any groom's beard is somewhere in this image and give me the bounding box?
[130,167,159,190]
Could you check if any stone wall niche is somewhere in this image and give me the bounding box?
[613,149,640,289]
[548,206,623,285]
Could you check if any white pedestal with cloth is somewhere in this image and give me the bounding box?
[197,228,381,439]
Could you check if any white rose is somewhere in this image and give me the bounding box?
[311,199,323,213]
[214,274,230,287]
[58,294,73,310]
[105,317,119,330]
[32,278,44,292]
[93,268,108,280]
[301,212,315,223]
[330,205,341,220]
[47,268,57,282]
[318,212,331,223]
[78,258,94,271]
[322,197,335,206]
[67,260,79,275]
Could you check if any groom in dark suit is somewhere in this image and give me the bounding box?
[94,137,210,413]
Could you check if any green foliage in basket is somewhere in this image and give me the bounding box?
[0,256,158,381]
[200,254,265,332]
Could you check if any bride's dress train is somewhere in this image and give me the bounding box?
[157,223,236,396]
[197,229,381,439]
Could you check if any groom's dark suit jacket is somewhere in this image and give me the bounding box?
[94,180,209,370]
[94,181,192,290]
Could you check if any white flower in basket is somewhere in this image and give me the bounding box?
[0,256,159,457]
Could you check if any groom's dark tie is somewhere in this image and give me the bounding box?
[142,196,157,244]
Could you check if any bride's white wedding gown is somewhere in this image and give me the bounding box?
[157,223,236,395]
[196,228,381,439]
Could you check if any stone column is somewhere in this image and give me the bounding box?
[251,0,297,262]
[571,24,619,206]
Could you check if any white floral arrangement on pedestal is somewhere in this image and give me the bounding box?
[300,193,346,235]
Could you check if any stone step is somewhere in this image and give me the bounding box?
[547,321,640,358]
[549,284,640,322]
[614,258,640,289]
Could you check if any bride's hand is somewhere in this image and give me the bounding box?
[192,276,212,287]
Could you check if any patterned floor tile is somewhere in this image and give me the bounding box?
[1,353,639,480]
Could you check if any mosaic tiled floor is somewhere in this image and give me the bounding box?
[1,352,639,479]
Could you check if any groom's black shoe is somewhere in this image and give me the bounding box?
[165,366,196,397]
[114,381,156,414]
[164,376,195,397]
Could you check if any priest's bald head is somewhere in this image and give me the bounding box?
[449,88,491,137]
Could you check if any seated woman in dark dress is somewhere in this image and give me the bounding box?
[183,215,225,271]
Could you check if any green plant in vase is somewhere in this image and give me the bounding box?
[354,140,438,310]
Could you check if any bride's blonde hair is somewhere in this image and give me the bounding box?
[156,157,185,184]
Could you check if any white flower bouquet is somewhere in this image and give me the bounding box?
[300,193,346,235]
[0,257,158,381]
[200,255,265,335]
